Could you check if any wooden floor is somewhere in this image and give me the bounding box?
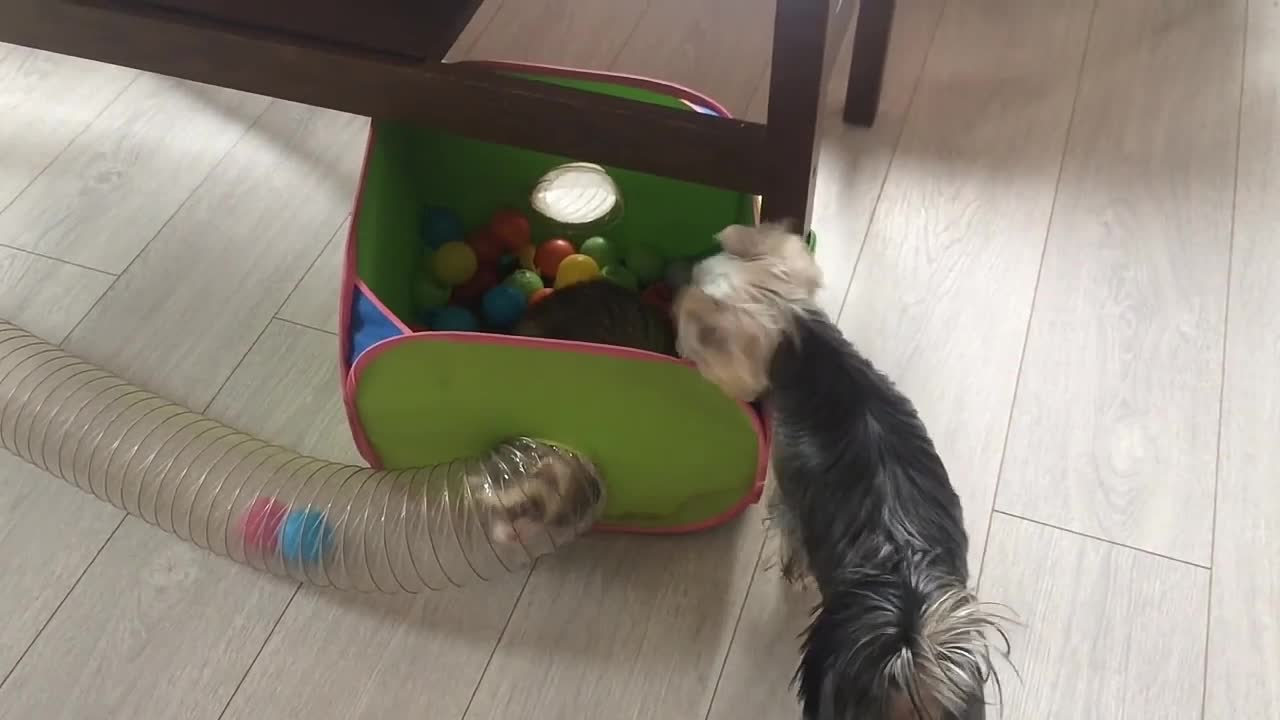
[0,0,1275,717]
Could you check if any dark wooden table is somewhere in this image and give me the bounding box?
[0,0,894,230]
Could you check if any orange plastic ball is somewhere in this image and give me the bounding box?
[529,288,554,305]
[534,238,577,278]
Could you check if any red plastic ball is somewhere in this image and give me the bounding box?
[242,497,288,552]
[452,265,500,305]
[467,228,504,266]
[534,239,577,279]
[529,287,554,305]
[490,209,532,253]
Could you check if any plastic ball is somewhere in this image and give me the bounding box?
[529,288,554,305]
[579,236,617,268]
[467,229,505,266]
[664,259,693,289]
[482,285,528,329]
[242,497,288,552]
[413,273,450,311]
[420,206,465,249]
[506,269,544,298]
[518,244,537,271]
[555,254,602,289]
[451,266,499,305]
[280,508,333,565]
[625,245,665,284]
[490,209,532,252]
[601,264,638,291]
[434,241,478,286]
[430,305,478,332]
[534,238,577,278]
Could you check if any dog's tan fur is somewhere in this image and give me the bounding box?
[673,223,822,402]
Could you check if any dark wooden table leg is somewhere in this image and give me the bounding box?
[760,0,831,231]
[843,0,895,127]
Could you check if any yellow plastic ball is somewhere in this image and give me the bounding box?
[433,241,478,287]
[554,253,601,289]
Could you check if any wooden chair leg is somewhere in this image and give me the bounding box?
[843,0,896,127]
[760,0,831,231]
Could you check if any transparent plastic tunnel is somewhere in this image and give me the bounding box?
[0,318,606,593]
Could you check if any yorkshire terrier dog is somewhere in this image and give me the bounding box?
[675,224,1005,720]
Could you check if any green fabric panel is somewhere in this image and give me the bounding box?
[354,340,760,527]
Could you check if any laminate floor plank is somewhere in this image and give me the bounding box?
[277,216,348,335]
[979,513,1209,718]
[59,100,365,410]
[464,0,650,70]
[0,45,137,211]
[809,0,946,320]
[1204,0,1280,715]
[994,0,1244,566]
[0,246,113,344]
[840,0,1095,576]
[0,74,270,273]
[610,0,774,117]
[462,519,765,720]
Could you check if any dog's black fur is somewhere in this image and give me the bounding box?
[766,305,993,720]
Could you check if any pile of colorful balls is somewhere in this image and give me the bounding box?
[414,205,690,332]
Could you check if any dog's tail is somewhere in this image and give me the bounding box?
[796,562,1007,720]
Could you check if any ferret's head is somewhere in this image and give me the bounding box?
[475,439,604,549]
[674,223,821,401]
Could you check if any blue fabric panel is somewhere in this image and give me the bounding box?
[348,288,404,367]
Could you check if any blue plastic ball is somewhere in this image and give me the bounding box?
[280,509,333,565]
[420,206,465,249]
[482,284,528,329]
[432,305,478,332]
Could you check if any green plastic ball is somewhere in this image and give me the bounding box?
[506,269,545,298]
[434,241,478,287]
[601,264,639,291]
[624,245,664,284]
[413,273,450,310]
[579,236,617,268]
